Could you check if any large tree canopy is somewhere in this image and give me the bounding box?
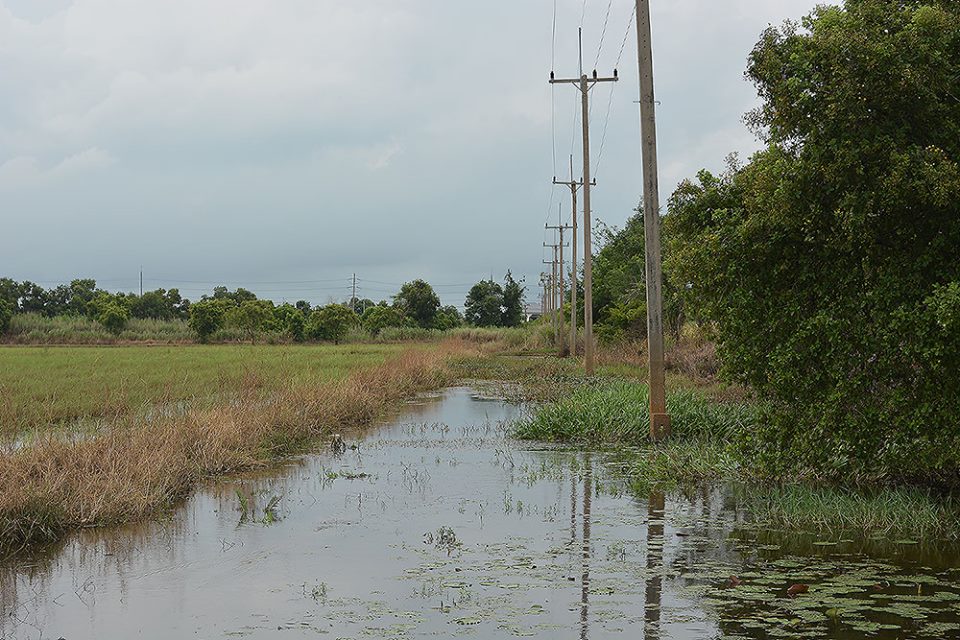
[666,0,960,478]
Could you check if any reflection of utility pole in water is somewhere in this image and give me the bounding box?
[645,490,665,639]
[580,455,593,640]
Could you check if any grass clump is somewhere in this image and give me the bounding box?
[515,380,755,446]
[514,380,755,487]
[739,484,960,540]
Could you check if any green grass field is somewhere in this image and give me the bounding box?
[0,344,409,436]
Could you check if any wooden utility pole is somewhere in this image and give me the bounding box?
[544,243,561,342]
[546,211,573,355]
[636,0,670,440]
[550,47,618,375]
[554,155,595,357]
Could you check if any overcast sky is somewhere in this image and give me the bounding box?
[0,0,824,308]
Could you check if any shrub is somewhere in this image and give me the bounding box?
[97,303,129,336]
[361,305,407,336]
[188,300,228,343]
[664,1,960,479]
[306,305,357,344]
[0,301,11,335]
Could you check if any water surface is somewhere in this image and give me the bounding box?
[1,388,958,639]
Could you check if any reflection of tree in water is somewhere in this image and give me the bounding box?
[645,491,665,640]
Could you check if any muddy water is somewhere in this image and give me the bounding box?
[2,388,959,639]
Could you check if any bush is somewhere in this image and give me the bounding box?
[306,305,357,344]
[664,1,960,480]
[361,306,407,336]
[188,300,228,343]
[97,303,129,336]
[0,301,11,335]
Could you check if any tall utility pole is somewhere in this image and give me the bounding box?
[543,243,561,341]
[551,33,618,375]
[554,155,594,357]
[546,208,573,355]
[139,268,143,296]
[351,273,357,307]
[636,0,670,440]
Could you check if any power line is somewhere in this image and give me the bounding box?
[592,0,615,70]
[595,4,637,178]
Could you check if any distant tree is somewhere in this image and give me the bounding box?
[361,305,408,335]
[18,282,48,315]
[274,304,306,342]
[350,298,376,316]
[434,305,463,331]
[295,300,313,316]
[130,289,171,320]
[97,302,129,336]
[0,278,20,311]
[307,305,358,343]
[226,300,274,343]
[464,280,504,327]
[0,300,12,334]
[394,280,441,328]
[67,279,99,316]
[501,272,526,327]
[208,287,257,304]
[189,300,229,343]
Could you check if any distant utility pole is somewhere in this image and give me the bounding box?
[554,154,594,357]
[546,206,573,355]
[139,267,143,296]
[636,0,670,440]
[551,29,618,375]
[352,273,357,306]
[544,243,561,341]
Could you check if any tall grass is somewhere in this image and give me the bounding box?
[739,484,960,539]
[0,344,408,436]
[0,342,466,550]
[515,380,756,445]
[5,313,193,345]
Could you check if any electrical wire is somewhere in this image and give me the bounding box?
[592,0,614,70]
[594,4,637,179]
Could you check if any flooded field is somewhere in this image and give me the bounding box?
[2,388,959,639]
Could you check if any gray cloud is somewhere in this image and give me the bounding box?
[0,0,824,308]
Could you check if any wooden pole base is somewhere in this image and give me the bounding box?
[650,413,671,442]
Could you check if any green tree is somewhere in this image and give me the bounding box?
[274,304,306,342]
[464,280,504,327]
[434,305,464,331]
[97,302,129,335]
[0,300,12,335]
[666,0,960,477]
[394,280,441,328]
[306,305,357,343]
[361,305,408,335]
[189,300,229,343]
[0,278,20,311]
[226,300,274,343]
[501,272,526,328]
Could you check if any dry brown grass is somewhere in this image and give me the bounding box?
[0,341,475,551]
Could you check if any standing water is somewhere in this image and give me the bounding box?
[1,388,959,639]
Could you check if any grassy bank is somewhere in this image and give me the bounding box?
[503,363,960,540]
[0,343,410,436]
[0,340,472,551]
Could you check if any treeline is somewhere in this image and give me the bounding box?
[592,0,960,482]
[0,274,528,342]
